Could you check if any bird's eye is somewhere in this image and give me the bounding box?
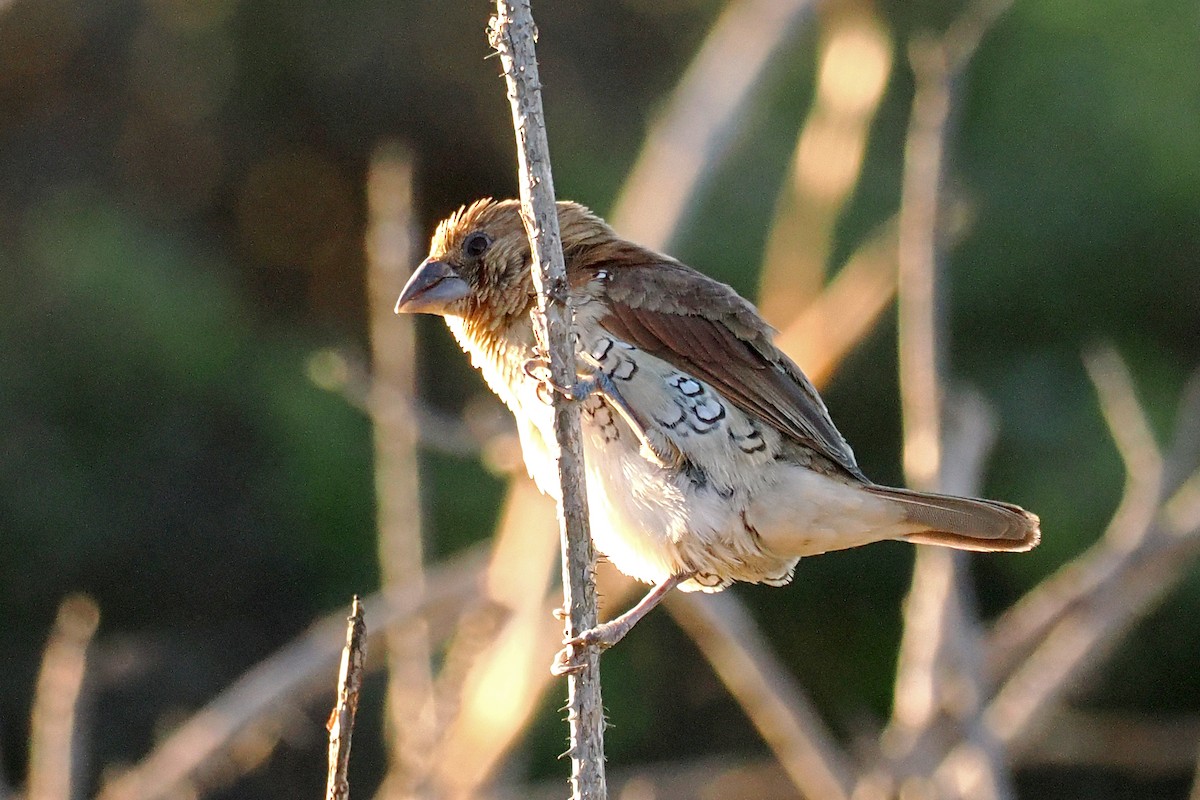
[463,232,491,258]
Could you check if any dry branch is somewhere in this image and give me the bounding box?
[610,0,818,251]
[884,3,1018,796]
[325,598,366,800]
[489,1,606,797]
[365,141,437,799]
[982,360,1200,752]
[96,549,484,800]
[665,591,856,800]
[758,2,893,326]
[27,594,99,800]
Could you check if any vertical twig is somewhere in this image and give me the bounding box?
[610,0,818,251]
[27,594,100,800]
[758,0,893,326]
[326,597,367,800]
[365,141,437,798]
[489,2,607,798]
[96,552,484,800]
[884,2,1017,795]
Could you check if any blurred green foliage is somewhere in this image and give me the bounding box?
[1,0,1198,796]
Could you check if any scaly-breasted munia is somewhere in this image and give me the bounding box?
[396,199,1039,664]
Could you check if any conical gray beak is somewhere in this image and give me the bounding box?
[395,259,470,315]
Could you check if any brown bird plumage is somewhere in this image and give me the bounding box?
[396,198,1039,664]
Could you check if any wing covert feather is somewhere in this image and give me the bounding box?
[592,259,864,479]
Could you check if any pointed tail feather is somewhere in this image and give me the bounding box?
[865,486,1041,553]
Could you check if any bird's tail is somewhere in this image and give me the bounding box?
[865,486,1041,553]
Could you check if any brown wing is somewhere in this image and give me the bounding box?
[591,256,865,481]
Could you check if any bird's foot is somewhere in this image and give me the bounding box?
[522,357,600,404]
[548,573,693,676]
[551,618,634,676]
[523,354,682,468]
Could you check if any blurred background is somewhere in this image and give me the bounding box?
[2,0,1200,798]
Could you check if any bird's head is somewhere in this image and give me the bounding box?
[395,198,613,329]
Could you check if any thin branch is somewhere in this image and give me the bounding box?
[758,3,893,326]
[665,591,856,800]
[609,0,818,251]
[489,2,606,797]
[886,2,1017,795]
[27,594,100,800]
[984,470,1200,753]
[773,218,898,388]
[985,345,1166,684]
[96,549,485,800]
[326,598,366,800]
[365,141,437,799]
[426,477,560,800]
[972,363,1200,755]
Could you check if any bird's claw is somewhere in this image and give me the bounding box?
[550,622,620,676]
[550,647,588,676]
[522,355,613,405]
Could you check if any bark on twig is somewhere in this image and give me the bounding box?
[27,594,100,800]
[365,141,438,799]
[610,0,818,251]
[489,2,607,797]
[325,598,366,800]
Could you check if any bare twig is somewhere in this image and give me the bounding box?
[96,549,485,800]
[365,141,438,799]
[665,591,856,800]
[885,3,1018,795]
[985,346,1165,685]
[773,218,898,387]
[758,2,893,326]
[426,478,560,800]
[982,359,1200,752]
[326,598,367,800]
[610,0,818,251]
[489,2,606,797]
[27,594,100,800]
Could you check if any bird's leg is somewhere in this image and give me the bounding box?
[552,572,693,676]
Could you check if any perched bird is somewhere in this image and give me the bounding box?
[396,198,1039,667]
